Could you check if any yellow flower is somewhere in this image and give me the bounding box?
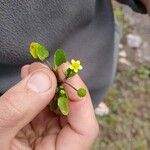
[69,59,83,73]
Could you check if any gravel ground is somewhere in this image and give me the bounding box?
[92,3,150,150]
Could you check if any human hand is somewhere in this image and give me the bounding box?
[0,62,99,150]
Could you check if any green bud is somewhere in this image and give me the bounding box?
[64,68,77,78]
[77,88,87,97]
[60,89,66,95]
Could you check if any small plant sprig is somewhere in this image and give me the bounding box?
[29,42,87,116]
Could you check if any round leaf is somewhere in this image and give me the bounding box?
[29,42,49,61]
[54,49,67,68]
[37,45,49,61]
[29,42,39,59]
[58,97,69,116]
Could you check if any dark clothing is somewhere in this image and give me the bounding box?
[117,0,146,13]
[0,0,146,107]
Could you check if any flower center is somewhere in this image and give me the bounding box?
[72,63,80,70]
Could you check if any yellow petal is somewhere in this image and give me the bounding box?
[76,60,80,64]
[69,65,74,70]
[74,69,78,73]
[79,66,83,70]
[71,59,75,64]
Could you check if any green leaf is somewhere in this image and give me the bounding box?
[54,49,67,68]
[36,45,49,61]
[29,42,49,61]
[77,88,87,97]
[29,42,40,59]
[58,97,69,116]
[64,68,77,78]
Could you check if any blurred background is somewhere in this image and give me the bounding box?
[93,1,150,150]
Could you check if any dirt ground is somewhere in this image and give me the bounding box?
[92,2,150,150]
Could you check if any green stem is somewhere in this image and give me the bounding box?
[43,60,77,92]
[63,75,68,82]
[44,59,56,73]
[63,81,78,91]
[44,59,52,69]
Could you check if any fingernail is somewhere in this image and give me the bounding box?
[27,72,51,93]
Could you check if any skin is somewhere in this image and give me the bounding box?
[0,62,99,150]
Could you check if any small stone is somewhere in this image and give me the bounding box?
[119,58,131,66]
[119,44,123,49]
[127,34,142,48]
[119,50,127,58]
[95,102,109,116]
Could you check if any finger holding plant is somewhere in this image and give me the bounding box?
[29,42,87,116]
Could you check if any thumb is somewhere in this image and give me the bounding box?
[0,66,57,138]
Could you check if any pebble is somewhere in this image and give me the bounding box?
[127,34,142,48]
[119,44,123,49]
[95,102,109,116]
[119,50,127,58]
[119,58,131,66]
